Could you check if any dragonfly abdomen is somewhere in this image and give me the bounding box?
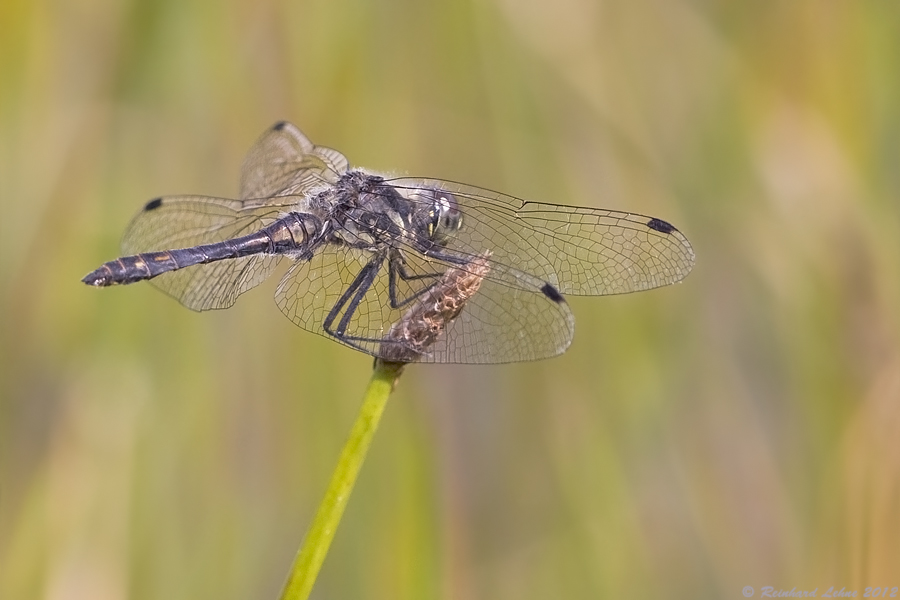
[82,213,321,287]
[82,237,260,286]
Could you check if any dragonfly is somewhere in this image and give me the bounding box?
[83,121,695,363]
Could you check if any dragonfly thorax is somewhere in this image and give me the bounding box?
[325,172,410,250]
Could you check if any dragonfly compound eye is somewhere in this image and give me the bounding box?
[430,190,463,244]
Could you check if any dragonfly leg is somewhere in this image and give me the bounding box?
[323,254,385,339]
[386,255,442,310]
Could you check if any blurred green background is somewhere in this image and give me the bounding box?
[3,0,899,598]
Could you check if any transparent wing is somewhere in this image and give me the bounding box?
[421,269,574,363]
[121,195,290,310]
[273,244,573,364]
[239,121,349,201]
[386,178,696,296]
[117,121,350,311]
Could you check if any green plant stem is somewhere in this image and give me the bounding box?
[279,359,405,600]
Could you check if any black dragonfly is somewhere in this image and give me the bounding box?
[83,121,695,363]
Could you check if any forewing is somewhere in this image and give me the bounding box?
[239,121,349,201]
[273,244,573,364]
[121,195,288,310]
[387,178,695,296]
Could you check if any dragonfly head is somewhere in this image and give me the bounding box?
[426,189,463,245]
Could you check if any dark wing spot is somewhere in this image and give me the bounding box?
[273,121,287,131]
[541,282,565,304]
[144,197,163,211]
[647,218,676,234]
